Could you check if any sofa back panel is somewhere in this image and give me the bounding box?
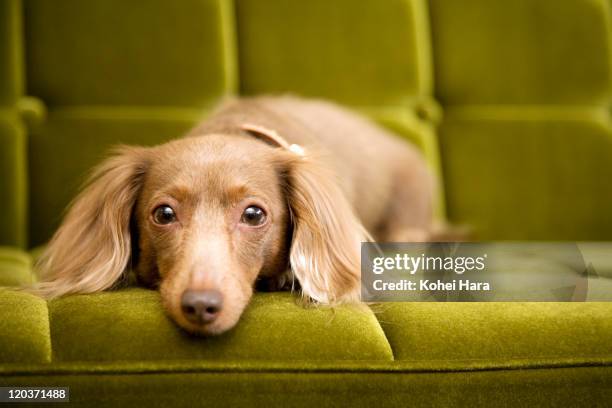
[236,0,433,108]
[0,0,27,247]
[440,110,612,240]
[23,0,237,246]
[24,0,236,107]
[429,0,612,105]
[0,116,27,247]
[0,0,23,106]
[429,0,612,239]
[28,109,203,247]
[235,0,447,217]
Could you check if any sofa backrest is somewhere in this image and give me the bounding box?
[0,0,27,248]
[430,0,612,240]
[0,0,610,248]
[23,0,237,247]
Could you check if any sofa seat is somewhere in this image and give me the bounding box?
[2,287,612,366]
[2,250,611,406]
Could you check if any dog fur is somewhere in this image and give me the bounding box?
[33,96,435,335]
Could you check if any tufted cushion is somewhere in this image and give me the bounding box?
[27,110,202,245]
[236,0,433,108]
[0,289,51,364]
[48,289,393,362]
[429,0,612,105]
[0,247,32,287]
[0,116,27,247]
[0,0,21,106]
[375,302,612,364]
[440,111,612,239]
[430,0,612,239]
[21,0,237,245]
[24,0,235,107]
[0,1,26,247]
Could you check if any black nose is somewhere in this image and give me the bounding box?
[181,289,223,324]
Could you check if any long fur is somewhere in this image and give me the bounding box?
[32,146,149,298]
[278,151,370,304]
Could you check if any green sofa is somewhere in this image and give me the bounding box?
[1,0,611,405]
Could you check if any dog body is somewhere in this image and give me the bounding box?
[193,97,433,240]
[35,96,434,334]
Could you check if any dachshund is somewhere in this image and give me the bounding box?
[33,96,436,335]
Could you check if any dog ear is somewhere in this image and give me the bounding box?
[281,152,369,304]
[32,146,150,298]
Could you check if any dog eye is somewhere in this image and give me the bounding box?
[240,206,267,226]
[153,205,176,225]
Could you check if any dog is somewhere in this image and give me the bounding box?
[33,96,436,335]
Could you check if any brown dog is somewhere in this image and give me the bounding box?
[33,96,435,335]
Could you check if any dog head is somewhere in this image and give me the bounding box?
[34,127,367,335]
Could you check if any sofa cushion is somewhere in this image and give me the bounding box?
[28,109,202,245]
[430,0,612,240]
[362,106,446,218]
[0,0,22,106]
[24,0,235,107]
[440,109,612,239]
[0,1,26,247]
[236,0,433,108]
[375,302,612,365]
[0,115,27,247]
[0,246,32,287]
[0,289,51,364]
[1,288,611,407]
[22,0,238,246]
[429,0,612,105]
[48,289,393,362]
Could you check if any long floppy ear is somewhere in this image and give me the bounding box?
[282,153,370,304]
[241,123,369,304]
[32,146,150,298]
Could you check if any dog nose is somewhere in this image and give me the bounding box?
[181,289,223,324]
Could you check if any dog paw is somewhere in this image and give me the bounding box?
[255,270,297,292]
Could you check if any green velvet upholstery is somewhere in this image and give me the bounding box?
[48,289,392,362]
[0,247,33,287]
[0,290,50,364]
[0,115,27,248]
[1,0,612,406]
[429,0,611,106]
[0,0,27,248]
[236,0,446,217]
[236,0,433,107]
[28,109,203,246]
[376,302,612,362]
[24,0,236,107]
[1,286,611,406]
[0,0,22,106]
[440,109,612,239]
[23,0,236,245]
[429,0,612,239]
[0,368,611,407]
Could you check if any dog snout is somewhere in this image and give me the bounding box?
[181,289,224,324]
